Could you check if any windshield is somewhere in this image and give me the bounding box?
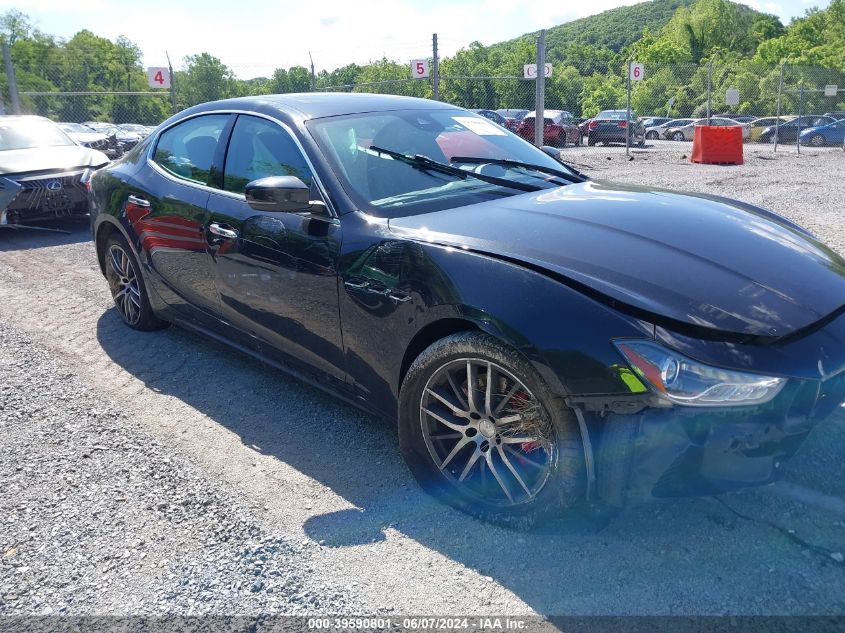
[0,118,76,151]
[60,123,93,134]
[307,109,577,218]
[597,110,635,120]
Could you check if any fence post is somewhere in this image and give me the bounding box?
[166,51,177,115]
[797,83,804,155]
[432,33,440,101]
[626,60,632,157]
[706,59,712,125]
[534,29,545,147]
[774,62,784,152]
[3,43,21,114]
[309,52,316,92]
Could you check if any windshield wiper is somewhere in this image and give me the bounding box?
[449,156,587,183]
[369,145,541,193]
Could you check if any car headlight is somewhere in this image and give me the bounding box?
[614,340,786,407]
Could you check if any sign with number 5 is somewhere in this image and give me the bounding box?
[630,62,644,81]
[147,67,171,89]
[410,59,430,79]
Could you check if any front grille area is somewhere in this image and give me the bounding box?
[84,138,108,150]
[5,171,88,221]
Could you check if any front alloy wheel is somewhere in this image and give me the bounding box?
[420,358,554,506]
[399,332,585,527]
[809,134,826,147]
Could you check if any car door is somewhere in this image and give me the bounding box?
[204,114,346,389]
[131,113,232,329]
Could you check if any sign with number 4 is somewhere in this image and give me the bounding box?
[630,63,644,81]
[147,67,171,89]
[411,59,430,79]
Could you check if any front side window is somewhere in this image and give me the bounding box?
[152,114,229,186]
[223,115,313,194]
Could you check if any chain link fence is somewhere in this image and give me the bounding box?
[2,36,843,162]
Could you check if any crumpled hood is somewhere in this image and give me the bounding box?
[0,145,109,175]
[388,181,845,339]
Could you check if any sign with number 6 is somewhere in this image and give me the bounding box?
[411,59,430,79]
[630,62,644,81]
[147,67,171,89]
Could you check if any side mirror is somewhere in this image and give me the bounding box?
[245,176,314,213]
[540,145,562,160]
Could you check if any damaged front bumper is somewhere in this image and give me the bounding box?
[0,171,89,225]
[594,369,845,505]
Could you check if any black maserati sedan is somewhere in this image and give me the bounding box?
[89,93,845,526]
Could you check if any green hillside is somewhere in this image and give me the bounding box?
[493,0,697,54]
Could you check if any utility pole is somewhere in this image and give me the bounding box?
[309,51,316,92]
[3,43,21,114]
[534,29,545,147]
[432,33,440,101]
[166,51,177,115]
[774,62,785,152]
[626,60,632,156]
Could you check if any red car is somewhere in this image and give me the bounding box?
[515,110,580,146]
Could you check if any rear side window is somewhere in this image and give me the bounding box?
[223,115,313,194]
[153,115,229,185]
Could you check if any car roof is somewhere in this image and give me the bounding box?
[0,115,53,123]
[183,93,457,121]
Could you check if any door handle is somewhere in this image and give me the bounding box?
[208,222,239,239]
[127,195,150,208]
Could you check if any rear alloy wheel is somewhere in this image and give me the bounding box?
[399,332,585,528]
[646,131,659,140]
[672,131,685,141]
[809,134,826,147]
[104,233,167,331]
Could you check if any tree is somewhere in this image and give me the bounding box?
[178,53,236,107]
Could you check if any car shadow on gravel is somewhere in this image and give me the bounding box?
[0,217,91,251]
[94,308,845,615]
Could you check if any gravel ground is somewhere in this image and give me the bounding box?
[1,148,845,617]
[0,323,354,615]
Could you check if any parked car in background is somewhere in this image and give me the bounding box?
[495,108,529,131]
[470,109,508,127]
[799,118,845,146]
[715,113,755,124]
[758,116,837,144]
[585,110,645,146]
[0,115,108,224]
[641,117,671,129]
[89,93,845,526]
[119,123,154,138]
[516,110,580,146]
[664,117,750,142]
[646,118,693,140]
[823,111,845,120]
[749,116,795,142]
[58,122,116,157]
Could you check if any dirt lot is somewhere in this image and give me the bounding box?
[1,147,845,617]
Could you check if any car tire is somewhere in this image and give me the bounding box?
[671,131,685,141]
[809,134,826,147]
[575,133,582,146]
[104,233,168,331]
[587,136,596,146]
[398,332,586,529]
[646,131,659,140]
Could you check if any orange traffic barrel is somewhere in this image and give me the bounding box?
[691,125,743,165]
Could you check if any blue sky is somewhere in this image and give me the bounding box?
[2,0,832,77]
